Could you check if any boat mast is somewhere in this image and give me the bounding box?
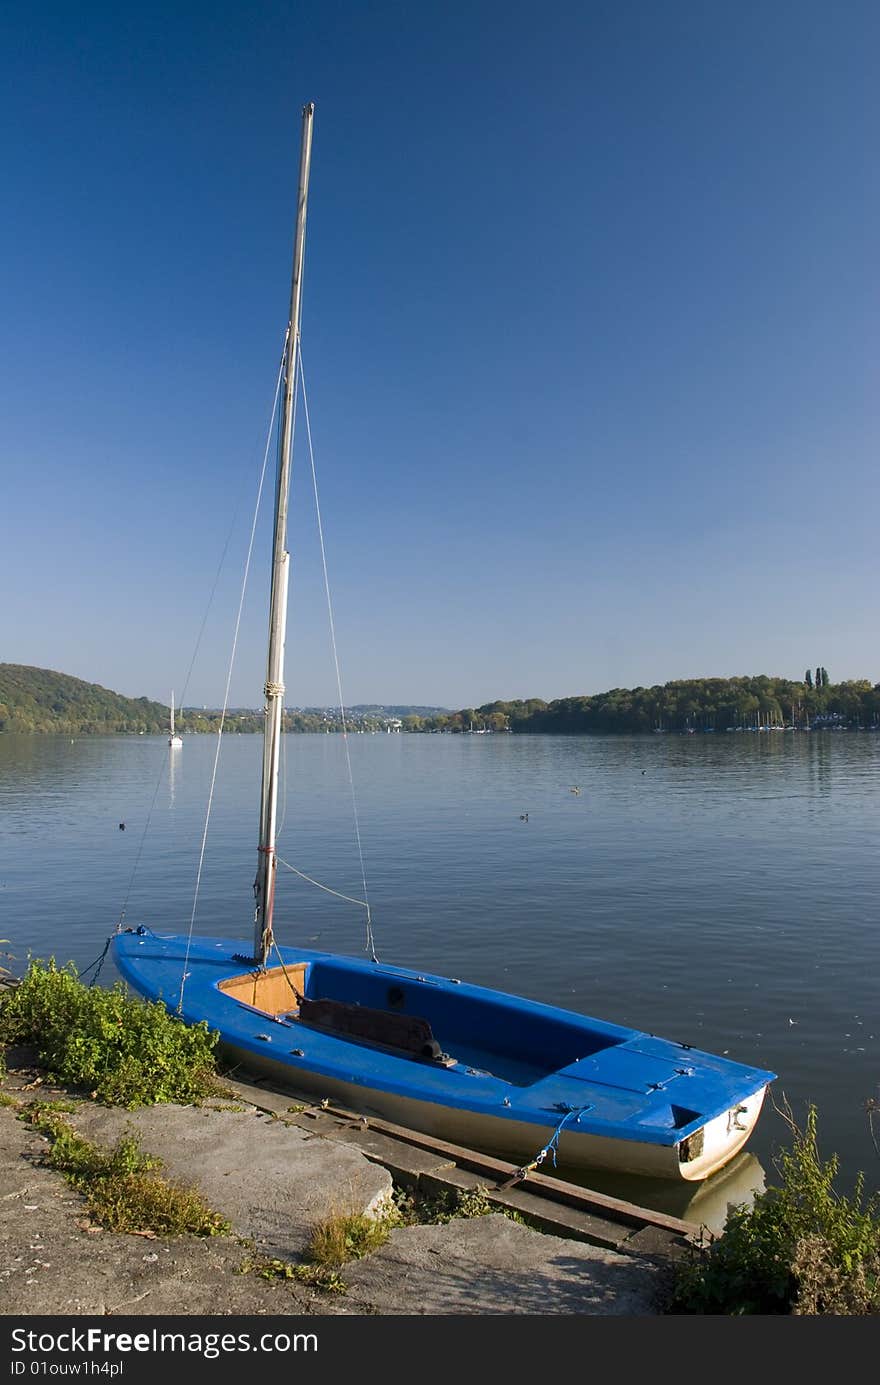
[253,101,315,965]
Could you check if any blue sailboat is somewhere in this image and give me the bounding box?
[112,105,774,1183]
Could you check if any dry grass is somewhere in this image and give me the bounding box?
[791,1235,880,1315]
[307,1201,399,1268]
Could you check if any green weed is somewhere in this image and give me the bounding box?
[0,958,220,1108]
[393,1183,523,1225]
[242,1196,406,1293]
[23,1105,230,1237]
[668,1102,880,1314]
[238,1254,346,1294]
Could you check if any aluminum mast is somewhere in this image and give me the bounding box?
[253,102,315,964]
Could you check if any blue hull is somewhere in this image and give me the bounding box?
[111,928,775,1181]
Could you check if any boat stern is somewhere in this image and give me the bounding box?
[675,1082,770,1181]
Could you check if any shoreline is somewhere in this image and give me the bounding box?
[0,1057,677,1318]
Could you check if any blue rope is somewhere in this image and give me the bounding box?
[498,1104,589,1188]
[532,1105,585,1170]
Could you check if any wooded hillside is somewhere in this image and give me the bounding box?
[0,664,170,734]
[3,664,878,736]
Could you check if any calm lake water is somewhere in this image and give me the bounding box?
[2,729,879,1230]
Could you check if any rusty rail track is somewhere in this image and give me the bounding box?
[223,1076,713,1262]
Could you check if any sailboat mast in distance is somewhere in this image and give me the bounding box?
[168,691,182,748]
[253,102,315,966]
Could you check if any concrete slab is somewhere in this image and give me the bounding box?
[0,1101,334,1316]
[340,1215,667,1315]
[68,1101,394,1259]
[0,1067,672,1317]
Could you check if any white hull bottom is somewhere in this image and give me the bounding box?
[221,1042,768,1183]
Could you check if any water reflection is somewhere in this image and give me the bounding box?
[549,1150,767,1234]
[168,742,178,807]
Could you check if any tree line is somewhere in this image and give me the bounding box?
[404,674,880,734]
[3,663,879,737]
[0,666,420,735]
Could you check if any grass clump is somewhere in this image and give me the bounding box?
[0,958,220,1108]
[236,1204,401,1297]
[307,1207,397,1267]
[238,1184,525,1297]
[23,1104,229,1237]
[668,1103,880,1315]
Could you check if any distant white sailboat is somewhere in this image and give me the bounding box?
[168,691,183,748]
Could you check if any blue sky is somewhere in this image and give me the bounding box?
[2,1,877,709]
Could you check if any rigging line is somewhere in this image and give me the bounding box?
[297,341,377,963]
[269,939,305,1004]
[178,335,288,1011]
[172,489,251,717]
[80,933,113,987]
[116,377,282,953]
[277,701,288,841]
[113,744,172,940]
[171,340,284,721]
[275,853,370,911]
